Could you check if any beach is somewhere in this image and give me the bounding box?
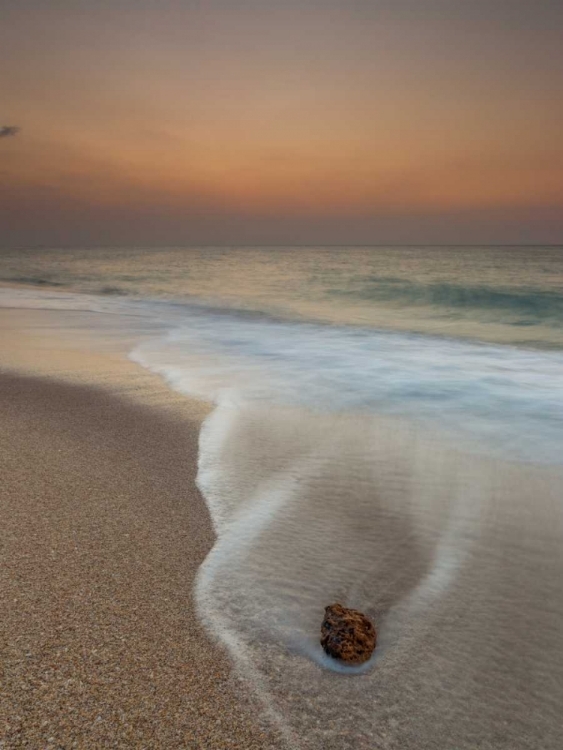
[2,249,563,750]
[0,310,285,749]
[3,0,562,740]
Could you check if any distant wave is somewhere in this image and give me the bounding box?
[1,274,66,287]
[0,275,131,298]
[331,278,563,322]
[98,285,128,295]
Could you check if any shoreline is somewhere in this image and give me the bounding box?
[0,311,286,747]
[3,286,563,748]
[2,279,563,352]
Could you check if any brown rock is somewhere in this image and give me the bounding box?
[320,603,376,665]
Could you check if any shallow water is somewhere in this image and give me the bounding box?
[1,245,563,748]
[2,245,563,347]
[194,409,563,749]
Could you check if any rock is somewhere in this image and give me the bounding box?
[320,603,376,665]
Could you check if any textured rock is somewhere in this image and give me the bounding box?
[320,603,376,665]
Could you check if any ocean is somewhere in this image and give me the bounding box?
[1,245,563,749]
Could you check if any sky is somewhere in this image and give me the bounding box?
[1,0,562,246]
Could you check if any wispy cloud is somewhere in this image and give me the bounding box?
[0,126,20,138]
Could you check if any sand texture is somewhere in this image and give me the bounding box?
[0,372,285,749]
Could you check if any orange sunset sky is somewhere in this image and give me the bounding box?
[1,0,562,246]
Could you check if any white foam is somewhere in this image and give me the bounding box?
[5,285,563,748]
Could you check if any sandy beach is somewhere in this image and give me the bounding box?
[2,284,563,749]
[3,0,562,739]
[0,311,285,748]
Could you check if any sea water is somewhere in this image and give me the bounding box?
[1,245,563,748]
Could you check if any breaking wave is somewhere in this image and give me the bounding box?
[330,277,563,323]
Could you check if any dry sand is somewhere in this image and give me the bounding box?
[0,307,210,420]
[0,308,286,749]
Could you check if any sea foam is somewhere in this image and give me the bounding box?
[3,285,563,749]
[128,303,563,748]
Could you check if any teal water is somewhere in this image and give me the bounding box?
[1,245,563,347]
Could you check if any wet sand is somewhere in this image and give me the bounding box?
[3,304,563,749]
[0,366,285,747]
